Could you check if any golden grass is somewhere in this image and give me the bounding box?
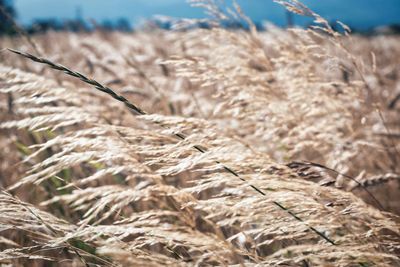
[0,1,399,266]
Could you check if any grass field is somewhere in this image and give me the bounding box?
[0,1,400,266]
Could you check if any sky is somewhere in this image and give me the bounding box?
[13,0,400,30]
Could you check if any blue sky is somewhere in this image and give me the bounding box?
[13,0,400,30]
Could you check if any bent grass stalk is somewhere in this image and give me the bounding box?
[288,161,385,211]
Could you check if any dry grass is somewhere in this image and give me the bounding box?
[0,0,400,266]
